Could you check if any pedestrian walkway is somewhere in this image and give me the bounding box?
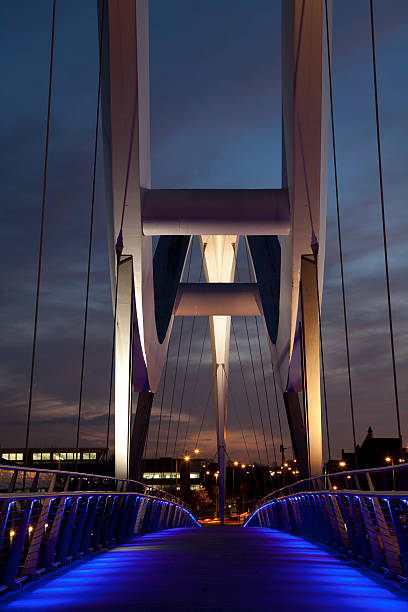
[1,527,407,611]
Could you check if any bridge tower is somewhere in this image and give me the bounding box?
[100,0,331,521]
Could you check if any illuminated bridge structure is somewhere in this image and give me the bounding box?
[2,0,408,609]
[1,463,408,609]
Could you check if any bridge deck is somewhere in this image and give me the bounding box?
[1,527,407,611]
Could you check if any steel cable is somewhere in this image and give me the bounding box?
[369,0,401,442]
[24,0,56,465]
[325,0,357,453]
[75,0,105,470]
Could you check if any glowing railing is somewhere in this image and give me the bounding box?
[0,464,199,594]
[245,464,408,586]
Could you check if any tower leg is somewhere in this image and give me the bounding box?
[115,255,133,479]
[300,255,322,477]
[283,391,309,479]
[129,391,154,481]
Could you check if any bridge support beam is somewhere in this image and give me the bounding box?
[115,255,133,479]
[142,188,290,235]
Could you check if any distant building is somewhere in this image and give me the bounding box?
[0,447,108,470]
[142,457,205,492]
[326,427,405,472]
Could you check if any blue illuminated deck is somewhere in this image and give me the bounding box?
[1,527,407,611]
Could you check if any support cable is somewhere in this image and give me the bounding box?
[222,364,262,498]
[244,244,272,465]
[155,351,169,459]
[230,244,262,464]
[325,0,357,453]
[181,247,206,452]
[172,243,194,458]
[255,318,278,466]
[193,383,213,452]
[24,0,56,465]
[231,321,262,464]
[369,0,401,442]
[183,320,209,453]
[164,318,184,458]
[75,0,105,470]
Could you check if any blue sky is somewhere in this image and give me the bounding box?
[0,0,407,465]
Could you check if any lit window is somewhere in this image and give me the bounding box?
[67,453,74,460]
[42,453,50,461]
[2,453,9,460]
[60,453,66,460]
[9,453,16,461]
[143,473,153,479]
[16,453,23,461]
[33,453,41,461]
[190,473,200,479]
[90,453,96,460]
[191,484,200,490]
[83,453,89,460]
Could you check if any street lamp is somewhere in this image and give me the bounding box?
[194,448,200,455]
[233,461,239,499]
[184,455,190,462]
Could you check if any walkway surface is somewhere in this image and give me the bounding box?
[1,526,407,611]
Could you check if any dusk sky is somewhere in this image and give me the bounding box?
[1,0,407,466]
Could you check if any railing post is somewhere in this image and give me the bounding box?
[80,495,100,554]
[366,476,402,576]
[69,497,89,558]
[55,496,79,564]
[1,500,33,589]
[388,499,408,578]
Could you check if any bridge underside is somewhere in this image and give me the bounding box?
[4,527,406,611]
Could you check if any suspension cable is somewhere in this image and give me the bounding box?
[164,317,184,458]
[222,364,261,498]
[244,244,271,465]
[155,350,169,459]
[193,383,213,451]
[325,0,356,453]
[75,0,105,470]
[183,320,208,452]
[24,0,56,466]
[231,320,262,464]
[369,0,401,442]
[255,318,278,466]
[172,243,194,458]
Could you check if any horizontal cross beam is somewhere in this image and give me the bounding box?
[173,282,262,316]
[142,188,290,235]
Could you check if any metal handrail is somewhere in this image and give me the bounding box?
[0,465,200,595]
[245,487,408,587]
[0,463,191,510]
[256,461,408,508]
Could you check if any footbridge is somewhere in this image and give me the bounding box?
[1,463,408,610]
[2,0,408,609]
